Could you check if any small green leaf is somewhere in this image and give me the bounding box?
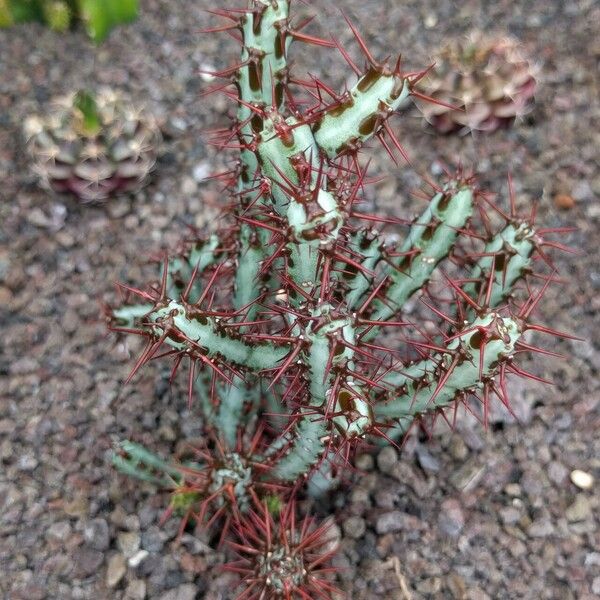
[78,0,138,43]
[6,0,44,24]
[0,0,14,27]
[170,491,202,516]
[73,89,101,135]
[43,0,72,32]
[264,494,283,517]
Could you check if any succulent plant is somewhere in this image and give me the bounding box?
[24,89,161,203]
[0,0,139,42]
[226,499,338,599]
[416,32,537,133]
[107,2,569,596]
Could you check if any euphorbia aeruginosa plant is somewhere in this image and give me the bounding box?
[107,1,572,597]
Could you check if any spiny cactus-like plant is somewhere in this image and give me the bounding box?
[24,89,161,202]
[415,31,537,133]
[225,498,338,599]
[107,2,570,596]
[0,0,138,42]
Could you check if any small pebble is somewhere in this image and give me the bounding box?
[438,499,465,537]
[376,446,398,475]
[107,201,131,219]
[174,583,198,600]
[424,14,438,28]
[45,521,72,544]
[18,454,38,471]
[448,436,469,461]
[416,444,440,472]
[83,518,110,551]
[570,469,594,490]
[554,193,575,209]
[565,494,592,522]
[75,548,104,578]
[504,483,522,497]
[125,579,147,600]
[499,506,521,526]
[354,453,374,471]
[350,486,370,505]
[375,511,421,534]
[585,552,600,567]
[528,519,555,538]
[129,549,149,568]
[118,531,141,558]
[192,161,211,182]
[342,516,366,539]
[180,176,197,195]
[106,553,127,588]
[450,460,485,492]
[547,461,568,485]
[0,285,13,304]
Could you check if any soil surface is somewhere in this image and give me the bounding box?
[1,1,599,599]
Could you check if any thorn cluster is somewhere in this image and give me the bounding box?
[226,500,339,600]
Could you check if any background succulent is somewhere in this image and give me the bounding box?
[24,88,161,203]
[415,32,537,133]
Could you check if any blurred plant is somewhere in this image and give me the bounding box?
[0,0,138,42]
[416,32,537,133]
[24,89,161,202]
[106,2,569,596]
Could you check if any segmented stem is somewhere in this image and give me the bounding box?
[366,185,474,330]
[376,312,522,435]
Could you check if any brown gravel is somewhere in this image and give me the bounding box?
[1,1,598,599]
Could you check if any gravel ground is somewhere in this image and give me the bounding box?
[1,1,599,599]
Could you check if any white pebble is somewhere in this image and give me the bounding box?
[570,469,594,490]
[128,549,149,568]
